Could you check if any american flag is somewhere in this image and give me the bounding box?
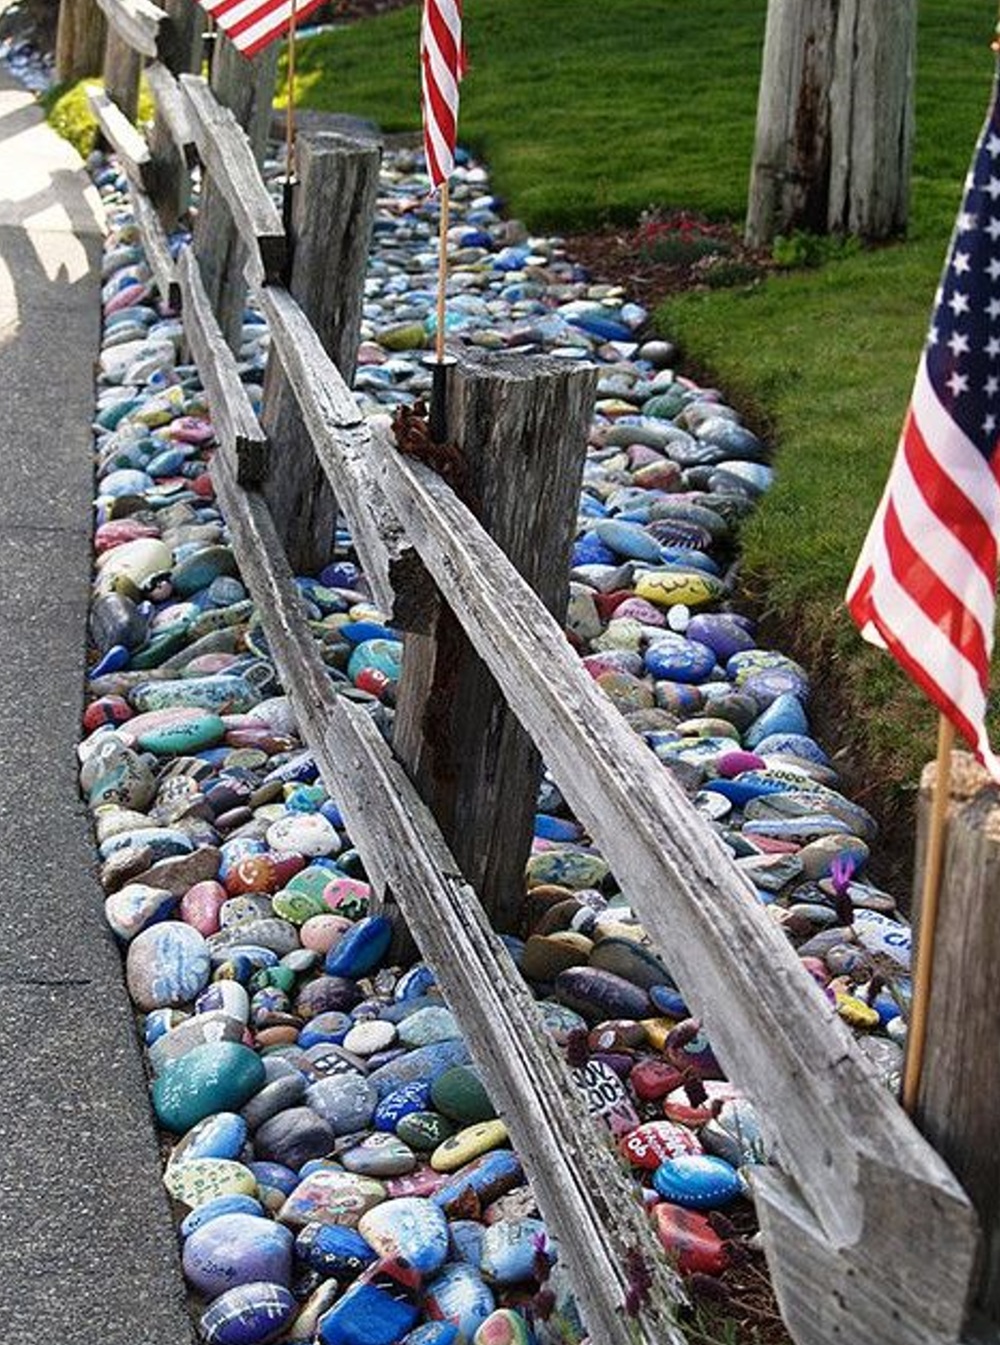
[421,0,464,188]
[847,65,1000,781]
[197,0,325,58]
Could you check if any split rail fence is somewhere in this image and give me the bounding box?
[55,2,1000,1342]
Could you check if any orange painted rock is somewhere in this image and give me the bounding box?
[651,1202,728,1275]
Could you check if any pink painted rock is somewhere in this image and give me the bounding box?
[300,914,353,954]
[180,880,227,935]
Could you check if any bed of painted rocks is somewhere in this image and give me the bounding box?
[78,144,912,1344]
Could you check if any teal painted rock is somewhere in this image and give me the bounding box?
[171,544,238,597]
[127,706,227,754]
[152,1041,266,1133]
[130,675,262,715]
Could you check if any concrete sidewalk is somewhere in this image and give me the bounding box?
[0,68,194,1344]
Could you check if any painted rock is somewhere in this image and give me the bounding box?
[473,1310,532,1345]
[307,1074,378,1135]
[254,1107,337,1170]
[479,1217,552,1285]
[368,1040,472,1100]
[430,1120,509,1174]
[701,1099,767,1167]
[128,706,227,755]
[396,1111,455,1152]
[295,975,362,1019]
[180,1193,266,1238]
[267,812,341,857]
[423,1263,495,1340]
[570,1058,640,1136]
[431,1151,524,1216]
[164,1157,257,1210]
[553,967,650,1024]
[651,1155,743,1209]
[524,850,609,890]
[344,1019,398,1057]
[430,1067,496,1125]
[126,921,211,1010]
[183,1214,294,1296]
[644,633,717,683]
[407,1325,462,1345]
[298,1011,353,1050]
[199,1281,296,1345]
[152,1041,266,1133]
[634,570,725,609]
[169,1111,248,1167]
[358,1196,450,1275]
[374,1080,434,1132]
[396,1006,460,1049]
[651,1202,729,1275]
[277,1168,387,1229]
[180,879,228,936]
[301,913,354,953]
[105,882,177,940]
[852,908,911,969]
[324,915,394,978]
[619,1119,702,1170]
[295,1221,377,1277]
[195,980,251,1024]
[341,1132,418,1178]
[318,1262,420,1345]
[587,936,673,990]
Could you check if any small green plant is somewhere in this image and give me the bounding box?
[772,228,861,269]
[43,77,156,159]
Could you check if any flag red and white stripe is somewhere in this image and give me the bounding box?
[846,64,1000,780]
[197,0,325,59]
[420,0,463,188]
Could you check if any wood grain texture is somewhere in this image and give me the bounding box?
[372,439,979,1345]
[95,0,163,59]
[205,444,687,1345]
[56,0,107,81]
[393,351,595,931]
[180,73,286,282]
[915,753,999,1320]
[146,43,199,227]
[176,246,268,485]
[260,133,382,573]
[187,36,278,349]
[249,274,435,632]
[86,85,152,184]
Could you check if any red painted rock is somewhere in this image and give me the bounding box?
[180,880,228,936]
[629,1059,686,1102]
[619,1120,703,1170]
[94,519,160,554]
[651,1202,728,1275]
[83,695,133,733]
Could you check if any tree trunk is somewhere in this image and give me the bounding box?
[746,0,915,247]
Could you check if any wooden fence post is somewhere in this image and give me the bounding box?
[393,351,596,933]
[193,32,278,350]
[148,0,203,227]
[56,0,107,81]
[912,751,997,1324]
[260,131,382,573]
[102,25,142,122]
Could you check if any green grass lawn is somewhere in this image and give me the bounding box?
[289,0,999,837]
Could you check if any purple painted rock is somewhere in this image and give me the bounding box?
[199,1281,296,1345]
[183,1213,294,1296]
[552,967,651,1024]
[295,975,362,1019]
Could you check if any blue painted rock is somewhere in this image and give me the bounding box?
[199,1281,296,1345]
[431,1151,524,1216]
[368,1039,472,1100]
[195,979,251,1024]
[169,1111,248,1167]
[423,1264,495,1340]
[684,613,755,662]
[651,1154,743,1209]
[347,638,404,688]
[248,1161,299,1210]
[324,915,393,978]
[307,1074,377,1135]
[374,1080,434,1132]
[318,1263,420,1345]
[278,1168,387,1229]
[183,1213,294,1296]
[852,908,911,969]
[405,1325,462,1345]
[295,1221,377,1277]
[105,882,177,940]
[396,1007,460,1049]
[358,1196,450,1275]
[593,518,663,562]
[126,920,211,1010]
[449,1219,485,1268]
[341,1132,417,1178]
[644,633,717,684]
[480,1217,552,1285]
[254,1107,337,1170]
[298,1011,353,1050]
[180,1193,265,1238]
[553,967,650,1023]
[523,850,609,891]
[152,1041,266,1133]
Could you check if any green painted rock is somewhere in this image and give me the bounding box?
[396,1110,455,1152]
[152,1041,266,1133]
[430,1066,497,1125]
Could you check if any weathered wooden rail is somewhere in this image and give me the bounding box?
[61,1,998,1340]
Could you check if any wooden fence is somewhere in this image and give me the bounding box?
[57,2,998,1341]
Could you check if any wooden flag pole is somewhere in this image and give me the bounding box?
[285,0,298,181]
[901,713,955,1113]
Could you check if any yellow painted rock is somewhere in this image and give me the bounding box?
[163,1158,257,1209]
[836,994,880,1030]
[635,570,725,609]
[431,1119,509,1173]
[640,1017,681,1051]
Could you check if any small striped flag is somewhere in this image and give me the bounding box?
[197,0,325,59]
[421,0,464,189]
[846,62,1000,780]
